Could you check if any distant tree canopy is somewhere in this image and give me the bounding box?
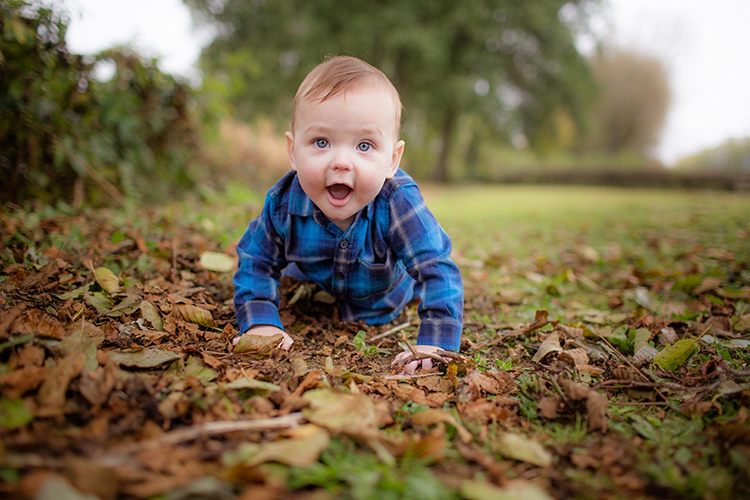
[675,138,750,174]
[583,48,671,158]
[185,0,600,181]
[0,0,206,206]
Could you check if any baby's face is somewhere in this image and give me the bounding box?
[286,86,404,231]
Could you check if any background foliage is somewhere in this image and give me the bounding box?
[185,0,602,181]
[0,0,209,207]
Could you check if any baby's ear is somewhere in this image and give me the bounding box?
[285,132,297,170]
[387,140,405,178]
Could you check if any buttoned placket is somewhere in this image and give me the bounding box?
[332,232,351,295]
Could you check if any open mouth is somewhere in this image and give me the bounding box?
[326,183,352,203]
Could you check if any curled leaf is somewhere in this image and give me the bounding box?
[233,333,282,358]
[139,300,163,330]
[93,266,120,294]
[532,332,562,363]
[174,304,217,328]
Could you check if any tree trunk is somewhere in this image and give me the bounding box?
[434,106,456,183]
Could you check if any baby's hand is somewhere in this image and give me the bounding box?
[392,345,449,375]
[232,325,294,351]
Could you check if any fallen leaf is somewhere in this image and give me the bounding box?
[461,479,553,500]
[223,424,330,468]
[104,294,141,317]
[84,293,113,314]
[140,300,164,330]
[0,366,47,398]
[10,309,65,340]
[694,277,721,295]
[0,396,34,429]
[303,389,391,436]
[653,338,699,371]
[632,328,651,355]
[59,322,99,371]
[93,266,120,294]
[108,349,181,368]
[493,432,552,467]
[586,390,608,433]
[225,377,281,392]
[410,409,473,444]
[37,351,86,409]
[532,332,562,363]
[232,333,282,358]
[199,251,236,272]
[558,347,589,367]
[174,304,217,328]
[537,396,561,420]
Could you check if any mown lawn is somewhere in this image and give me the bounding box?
[1,183,749,499]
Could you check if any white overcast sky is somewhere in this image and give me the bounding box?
[58,0,750,166]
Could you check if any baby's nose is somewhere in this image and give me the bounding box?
[330,150,354,170]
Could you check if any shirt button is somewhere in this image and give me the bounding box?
[339,240,349,249]
[335,272,345,280]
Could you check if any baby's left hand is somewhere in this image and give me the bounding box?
[392,345,450,375]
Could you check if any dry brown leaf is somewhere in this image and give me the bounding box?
[79,361,120,406]
[410,408,473,443]
[0,304,26,339]
[537,396,562,420]
[558,377,590,401]
[532,332,562,363]
[0,365,47,399]
[558,347,589,366]
[586,390,609,433]
[10,309,65,340]
[174,304,217,328]
[233,333,283,358]
[37,351,86,409]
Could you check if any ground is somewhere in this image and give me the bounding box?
[1,184,749,500]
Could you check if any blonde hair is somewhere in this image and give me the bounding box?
[291,56,403,138]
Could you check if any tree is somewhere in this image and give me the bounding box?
[583,48,671,157]
[185,0,599,181]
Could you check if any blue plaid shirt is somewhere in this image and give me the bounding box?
[233,169,463,351]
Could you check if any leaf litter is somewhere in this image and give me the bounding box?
[0,191,749,500]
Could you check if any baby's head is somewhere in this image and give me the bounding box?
[286,56,406,231]
[291,56,403,140]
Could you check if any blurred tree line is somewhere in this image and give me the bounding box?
[186,0,601,182]
[2,0,693,208]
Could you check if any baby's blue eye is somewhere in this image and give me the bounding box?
[315,138,329,148]
[357,142,372,152]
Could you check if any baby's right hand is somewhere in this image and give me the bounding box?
[232,325,294,351]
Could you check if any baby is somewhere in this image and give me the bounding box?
[232,56,463,373]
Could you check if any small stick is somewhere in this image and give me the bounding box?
[103,412,305,458]
[370,322,411,342]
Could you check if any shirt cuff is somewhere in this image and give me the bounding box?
[235,300,284,334]
[416,318,463,351]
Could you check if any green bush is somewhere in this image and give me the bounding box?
[0,0,209,207]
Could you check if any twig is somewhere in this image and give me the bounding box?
[370,322,411,342]
[102,412,305,458]
[597,334,670,402]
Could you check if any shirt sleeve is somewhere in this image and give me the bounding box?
[387,184,463,351]
[233,194,287,334]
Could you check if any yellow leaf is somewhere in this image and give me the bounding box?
[174,304,217,328]
[199,251,236,272]
[93,266,120,294]
[233,333,282,358]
